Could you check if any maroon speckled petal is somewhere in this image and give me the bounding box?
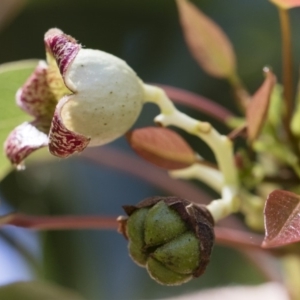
[4,121,49,167]
[16,61,56,118]
[48,96,90,158]
[44,28,81,76]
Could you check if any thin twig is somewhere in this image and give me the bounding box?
[1,213,263,249]
[1,213,275,254]
[1,213,118,231]
[278,8,300,163]
[215,227,263,251]
[279,8,293,125]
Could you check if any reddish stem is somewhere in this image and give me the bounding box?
[278,8,300,170]
[1,213,118,231]
[2,213,264,251]
[279,8,293,125]
[154,84,235,123]
[215,227,263,251]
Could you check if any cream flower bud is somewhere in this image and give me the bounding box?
[4,28,146,166]
[62,48,145,146]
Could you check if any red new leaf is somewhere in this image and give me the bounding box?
[269,0,300,9]
[246,68,276,142]
[176,0,236,78]
[127,127,197,170]
[262,190,300,248]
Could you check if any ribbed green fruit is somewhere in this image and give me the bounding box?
[120,196,215,286]
[125,202,199,285]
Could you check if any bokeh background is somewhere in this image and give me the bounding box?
[0,0,299,299]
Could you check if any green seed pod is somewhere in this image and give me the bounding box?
[118,196,215,286]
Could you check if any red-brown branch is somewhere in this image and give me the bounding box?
[2,213,264,250]
[0,213,118,231]
[279,8,293,125]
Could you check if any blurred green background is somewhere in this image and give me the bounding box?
[0,0,298,299]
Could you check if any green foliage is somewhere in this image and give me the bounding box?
[0,281,86,300]
[0,60,38,179]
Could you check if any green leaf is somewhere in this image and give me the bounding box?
[0,59,39,180]
[0,281,86,300]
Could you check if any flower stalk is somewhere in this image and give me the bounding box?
[170,164,223,193]
[144,84,239,222]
